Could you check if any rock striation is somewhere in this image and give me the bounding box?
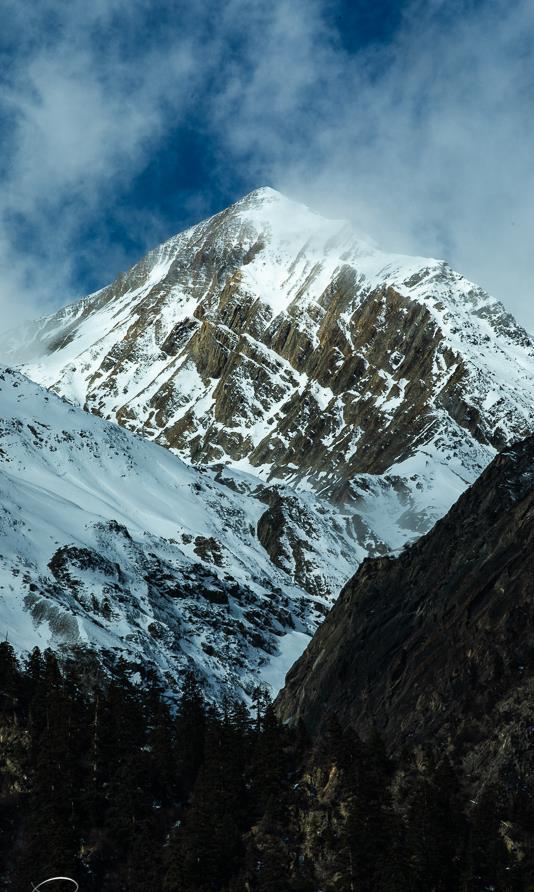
[5,187,534,550]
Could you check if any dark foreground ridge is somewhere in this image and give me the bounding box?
[276,435,534,790]
[1,645,532,890]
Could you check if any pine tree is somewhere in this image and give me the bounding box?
[340,727,392,892]
[13,651,82,889]
[461,787,517,892]
[406,755,464,892]
[0,640,19,715]
[146,686,178,806]
[255,837,290,892]
[175,670,206,796]
[379,809,410,891]
[119,816,163,892]
[251,700,289,814]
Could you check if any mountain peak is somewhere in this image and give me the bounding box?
[3,184,533,552]
[237,185,285,204]
[231,186,348,235]
[1,184,533,704]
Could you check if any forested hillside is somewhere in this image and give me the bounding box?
[0,644,531,891]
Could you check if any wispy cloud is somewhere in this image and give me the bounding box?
[0,0,533,331]
[0,0,201,326]
[209,0,534,329]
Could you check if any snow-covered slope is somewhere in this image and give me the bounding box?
[1,188,533,694]
[1,367,439,697]
[6,188,532,532]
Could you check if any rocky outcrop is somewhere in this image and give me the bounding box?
[276,435,534,791]
[6,189,533,504]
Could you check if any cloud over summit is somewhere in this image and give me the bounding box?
[0,0,532,330]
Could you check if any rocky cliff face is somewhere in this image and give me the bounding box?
[6,188,534,549]
[276,435,533,790]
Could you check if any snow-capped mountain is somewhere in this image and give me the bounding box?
[1,188,533,695]
[0,367,369,696]
[6,188,533,540]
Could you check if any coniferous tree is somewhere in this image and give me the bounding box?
[341,728,391,892]
[461,786,519,892]
[251,699,289,814]
[406,754,464,892]
[165,711,246,891]
[146,685,178,807]
[379,812,410,892]
[1,647,531,891]
[175,670,206,796]
[13,651,82,890]
[0,641,19,715]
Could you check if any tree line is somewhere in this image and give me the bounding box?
[0,642,531,891]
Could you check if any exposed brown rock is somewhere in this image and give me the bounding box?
[10,190,533,499]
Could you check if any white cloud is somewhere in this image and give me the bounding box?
[0,0,533,333]
[211,0,534,329]
[0,0,201,329]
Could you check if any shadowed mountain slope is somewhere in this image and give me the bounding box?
[277,435,533,790]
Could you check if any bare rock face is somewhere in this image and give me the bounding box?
[276,435,534,790]
[5,189,533,545]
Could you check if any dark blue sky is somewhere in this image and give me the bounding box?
[1,0,532,330]
[73,0,406,295]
